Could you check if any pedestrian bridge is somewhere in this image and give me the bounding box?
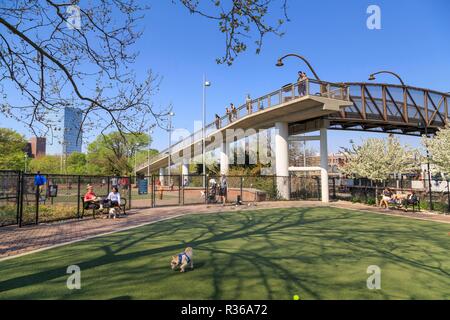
[136,79,449,202]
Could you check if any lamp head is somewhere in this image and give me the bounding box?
[169,111,175,116]
[275,59,284,67]
[368,74,376,81]
[204,81,211,87]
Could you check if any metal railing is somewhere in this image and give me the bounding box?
[137,79,350,171]
[327,83,450,135]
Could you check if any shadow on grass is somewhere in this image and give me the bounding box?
[0,207,448,299]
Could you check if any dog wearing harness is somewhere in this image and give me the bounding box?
[171,247,194,272]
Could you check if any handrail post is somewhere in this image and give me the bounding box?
[306,79,310,96]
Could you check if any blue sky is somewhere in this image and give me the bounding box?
[1,0,450,154]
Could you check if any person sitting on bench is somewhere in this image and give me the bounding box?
[84,184,102,210]
[380,187,393,210]
[107,187,121,208]
[403,190,419,211]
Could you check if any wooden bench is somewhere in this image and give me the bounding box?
[80,196,127,219]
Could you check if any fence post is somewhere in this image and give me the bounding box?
[181,175,185,205]
[15,171,21,225]
[240,176,243,202]
[205,175,208,204]
[35,181,39,225]
[128,175,132,210]
[19,172,24,227]
[332,177,336,200]
[447,179,450,214]
[77,175,81,219]
[273,175,276,200]
[178,175,181,206]
[288,175,291,200]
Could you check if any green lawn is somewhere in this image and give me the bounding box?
[0,207,449,300]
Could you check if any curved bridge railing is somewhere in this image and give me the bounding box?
[138,81,450,172]
[326,83,449,135]
[137,79,349,171]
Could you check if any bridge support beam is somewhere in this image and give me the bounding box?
[220,141,229,175]
[319,127,329,203]
[275,122,290,200]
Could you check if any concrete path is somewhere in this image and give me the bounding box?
[1,201,449,261]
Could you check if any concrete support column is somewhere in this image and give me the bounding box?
[159,167,165,186]
[319,127,329,203]
[275,122,290,200]
[220,141,229,175]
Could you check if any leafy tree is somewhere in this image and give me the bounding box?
[29,155,61,174]
[179,0,289,65]
[339,136,420,204]
[0,128,28,170]
[0,1,288,137]
[87,132,151,176]
[66,152,87,175]
[422,127,450,176]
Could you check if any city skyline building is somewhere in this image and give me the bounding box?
[29,137,46,158]
[62,107,83,154]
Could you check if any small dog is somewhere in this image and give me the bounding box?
[108,207,118,219]
[200,191,206,199]
[170,247,193,272]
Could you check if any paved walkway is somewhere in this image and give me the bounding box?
[1,201,449,260]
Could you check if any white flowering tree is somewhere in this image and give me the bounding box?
[422,127,450,177]
[339,136,421,204]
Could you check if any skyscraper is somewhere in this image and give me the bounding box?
[62,107,83,154]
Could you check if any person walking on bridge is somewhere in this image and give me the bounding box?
[230,103,237,121]
[215,114,221,129]
[226,107,232,123]
[298,71,308,96]
[246,94,252,114]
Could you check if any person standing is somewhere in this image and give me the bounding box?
[215,114,221,129]
[298,71,308,96]
[226,107,232,123]
[219,174,228,206]
[245,94,252,114]
[34,171,47,201]
[231,103,237,121]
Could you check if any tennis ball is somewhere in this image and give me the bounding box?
[293,295,300,300]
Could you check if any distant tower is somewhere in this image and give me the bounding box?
[62,107,83,154]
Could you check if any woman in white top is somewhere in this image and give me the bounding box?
[107,187,121,207]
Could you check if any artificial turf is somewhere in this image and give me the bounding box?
[0,207,449,299]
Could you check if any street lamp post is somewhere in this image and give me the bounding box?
[368,70,406,86]
[167,111,175,177]
[24,153,28,173]
[275,53,321,81]
[202,76,211,187]
[420,122,434,211]
[147,125,155,177]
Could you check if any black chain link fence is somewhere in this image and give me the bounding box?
[1,170,448,227]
